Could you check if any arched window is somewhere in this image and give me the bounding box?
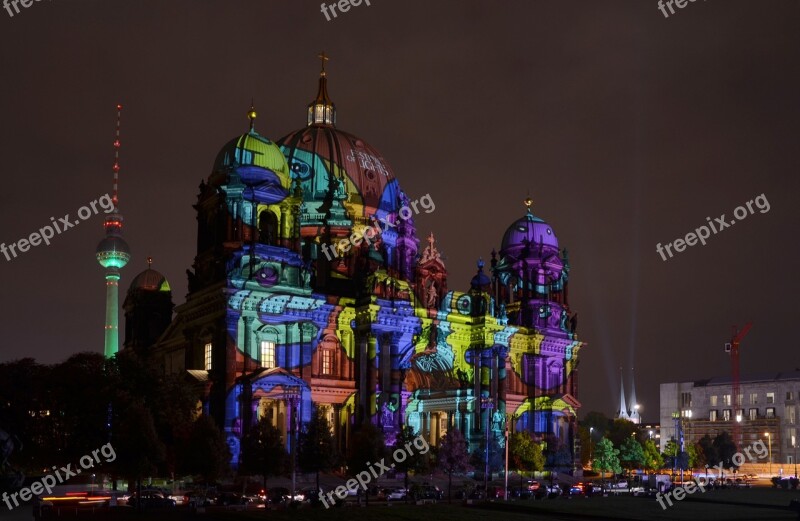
[258,210,278,246]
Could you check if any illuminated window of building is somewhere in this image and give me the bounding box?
[204,342,213,371]
[723,394,731,406]
[321,349,333,376]
[722,409,731,421]
[789,407,796,425]
[749,408,758,420]
[709,410,718,421]
[681,392,692,408]
[710,395,718,407]
[766,392,775,404]
[261,341,276,369]
[750,393,758,405]
[766,407,776,419]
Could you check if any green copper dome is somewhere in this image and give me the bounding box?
[213,130,292,189]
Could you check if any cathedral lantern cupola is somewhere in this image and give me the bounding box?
[307,52,336,127]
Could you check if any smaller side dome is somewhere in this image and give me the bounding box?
[130,268,171,293]
[211,106,291,190]
[501,198,559,252]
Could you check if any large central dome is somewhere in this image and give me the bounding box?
[277,125,400,215]
[275,62,405,227]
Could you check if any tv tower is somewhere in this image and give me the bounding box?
[95,104,130,358]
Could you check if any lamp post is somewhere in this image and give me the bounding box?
[589,427,594,466]
[504,424,509,501]
[288,387,301,502]
[481,397,494,496]
[765,432,772,475]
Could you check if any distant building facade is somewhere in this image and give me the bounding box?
[660,372,800,465]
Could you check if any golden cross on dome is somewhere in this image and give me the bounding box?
[147,256,153,268]
[318,51,329,76]
[524,196,533,209]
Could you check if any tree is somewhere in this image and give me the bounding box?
[607,419,638,448]
[436,428,472,503]
[179,415,231,483]
[471,436,504,477]
[509,431,545,474]
[618,437,645,475]
[697,434,718,467]
[662,439,678,469]
[113,401,165,505]
[592,437,621,483]
[577,425,592,467]
[581,411,611,438]
[713,432,737,468]
[298,406,338,491]
[641,439,664,473]
[392,426,431,492]
[240,418,288,493]
[346,423,385,505]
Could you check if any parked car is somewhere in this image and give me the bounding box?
[412,484,442,500]
[127,491,176,509]
[568,483,585,496]
[215,492,248,506]
[510,486,532,499]
[385,488,408,501]
[268,487,291,504]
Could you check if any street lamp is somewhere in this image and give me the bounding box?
[288,387,301,501]
[481,396,494,496]
[504,424,509,501]
[589,427,594,464]
[764,432,772,475]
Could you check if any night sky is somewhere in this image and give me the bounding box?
[1,1,798,422]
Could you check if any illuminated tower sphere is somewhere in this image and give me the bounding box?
[96,104,130,358]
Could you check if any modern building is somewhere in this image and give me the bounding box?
[660,372,800,465]
[123,58,588,468]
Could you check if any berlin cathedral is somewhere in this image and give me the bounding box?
[119,57,587,469]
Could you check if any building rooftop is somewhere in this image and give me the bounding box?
[692,370,800,387]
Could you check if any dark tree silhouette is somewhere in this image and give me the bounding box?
[346,423,385,506]
[240,418,288,494]
[437,428,471,503]
[179,415,231,483]
[298,406,338,491]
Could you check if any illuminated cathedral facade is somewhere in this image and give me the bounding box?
[129,58,587,469]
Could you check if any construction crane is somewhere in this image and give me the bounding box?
[725,321,752,450]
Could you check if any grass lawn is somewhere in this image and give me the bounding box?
[197,490,800,521]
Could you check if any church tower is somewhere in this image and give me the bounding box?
[123,257,173,350]
[96,104,130,359]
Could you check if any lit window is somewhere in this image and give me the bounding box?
[722,409,731,421]
[204,342,213,371]
[766,392,775,404]
[749,408,758,420]
[789,407,796,425]
[750,393,758,405]
[710,395,718,407]
[709,410,718,421]
[261,341,276,369]
[723,394,731,406]
[321,349,333,376]
[766,407,776,419]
